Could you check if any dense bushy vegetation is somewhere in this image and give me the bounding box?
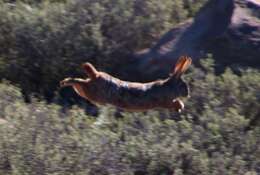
[0,0,259,174]
[0,0,207,100]
[0,58,259,175]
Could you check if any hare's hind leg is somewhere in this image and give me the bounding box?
[172,99,184,113]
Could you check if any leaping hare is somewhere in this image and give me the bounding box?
[60,56,192,112]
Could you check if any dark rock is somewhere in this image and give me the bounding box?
[122,0,260,81]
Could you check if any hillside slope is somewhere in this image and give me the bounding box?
[123,0,260,81]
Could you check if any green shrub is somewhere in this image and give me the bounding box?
[0,57,259,174]
[0,0,207,100]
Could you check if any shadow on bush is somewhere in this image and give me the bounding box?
[0,0,207,101]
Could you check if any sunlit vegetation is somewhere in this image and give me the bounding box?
[0,58,259,174]
[0,0,259,174]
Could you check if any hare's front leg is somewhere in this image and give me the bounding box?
[172,99,184,113]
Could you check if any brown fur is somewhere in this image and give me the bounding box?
[60,56,192,112]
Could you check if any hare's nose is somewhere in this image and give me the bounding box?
[60,81,64,87]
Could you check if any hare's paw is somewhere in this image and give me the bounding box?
[172,99,184,113]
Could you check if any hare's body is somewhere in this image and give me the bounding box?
[60,56,191,112]
[69,75,179,110]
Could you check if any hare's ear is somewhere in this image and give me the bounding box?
[172,56,192,78]
[81,62,98,79]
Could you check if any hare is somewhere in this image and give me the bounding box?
[60,56,192,112]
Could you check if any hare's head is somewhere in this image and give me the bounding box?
[168,56,192,98]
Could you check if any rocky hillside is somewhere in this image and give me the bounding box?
[123,0,260,81]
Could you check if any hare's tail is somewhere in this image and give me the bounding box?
[82,63,98,79]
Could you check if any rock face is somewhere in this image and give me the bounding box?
[123,0,260,81]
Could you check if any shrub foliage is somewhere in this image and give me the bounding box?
[0,0,207,100]
[0,58,259,175]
